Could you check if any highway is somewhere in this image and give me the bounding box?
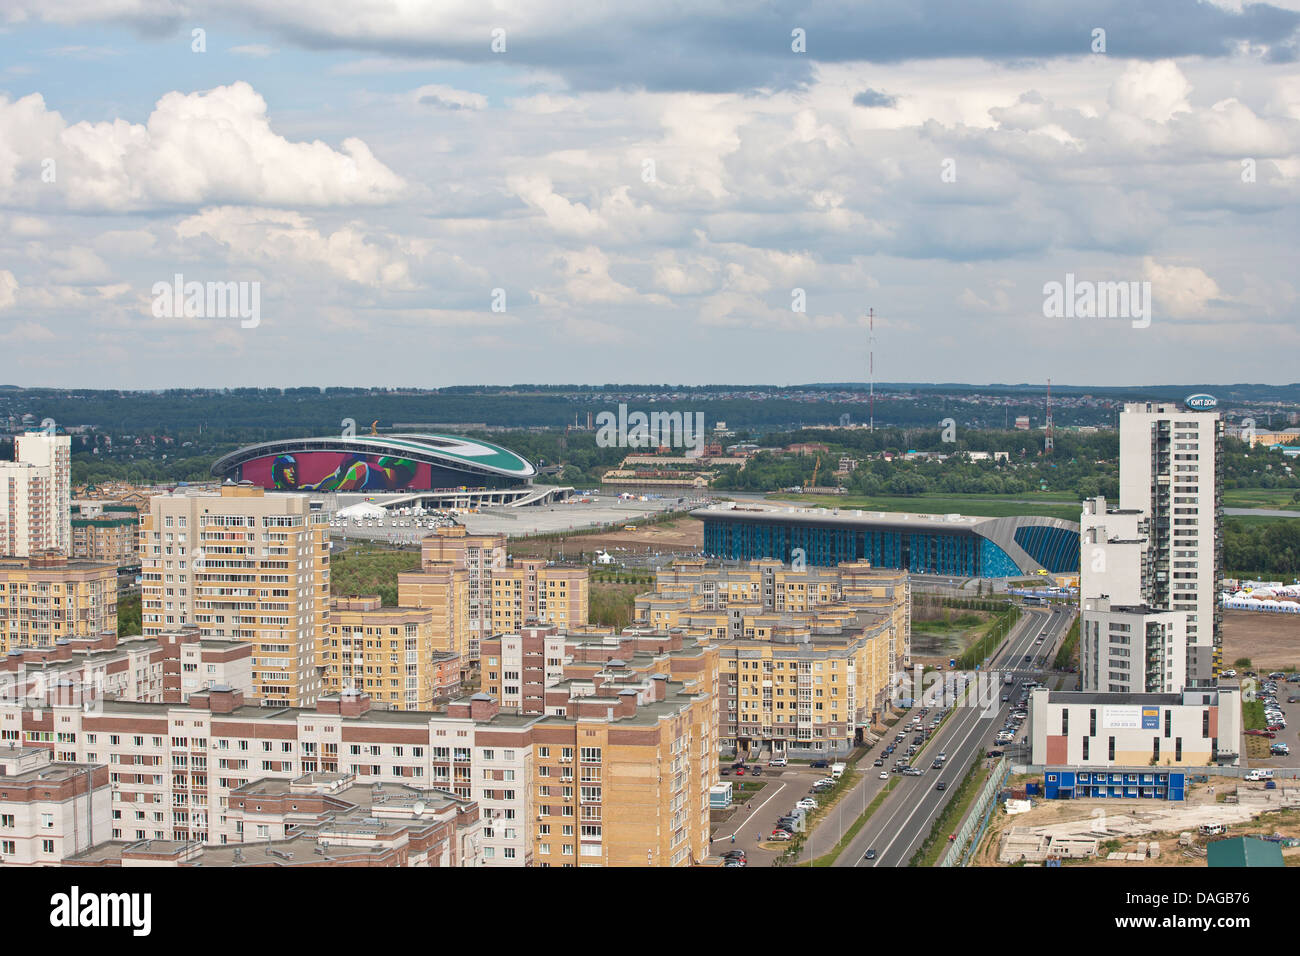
[832,605,1076,867]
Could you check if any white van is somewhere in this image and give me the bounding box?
[1244,769,1274,782]
[1199,823,1226,836]
[830,762,847,780]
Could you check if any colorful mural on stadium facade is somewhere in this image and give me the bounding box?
[241,452,429,492]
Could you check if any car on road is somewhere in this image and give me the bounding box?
[864,849,877,860]
[1272,743,1291,756]
[873,758,885,766]
[904,767,923,776]
[879,771,889,779]
[937,752,946,761]
[810,760,830,769]
[936,781,947,791]
[932,760,943,770]
[1001,694,1010,703]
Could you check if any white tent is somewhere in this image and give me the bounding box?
[336,502,387,519]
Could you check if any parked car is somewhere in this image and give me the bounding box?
[986,749,1004,758]
[751,766,762,776]
[720,769,731,776]
[810,760,830,769]
[769,830,793,841]
[796,798,818,811]
[735,768,746,776]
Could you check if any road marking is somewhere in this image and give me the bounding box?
[852,608,1048,867]
[724,781,787,840]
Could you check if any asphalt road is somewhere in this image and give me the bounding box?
[835,606,1076,867]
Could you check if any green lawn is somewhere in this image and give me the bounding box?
[1223,489,1300,511]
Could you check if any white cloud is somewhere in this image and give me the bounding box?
[0,82,406,211]
[1108,60,1192,124]
[174,206,416,288]
[230,44,278,57]
[0,270,17,308]
[1143,257,1223,316]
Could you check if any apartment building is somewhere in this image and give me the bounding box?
[489,559,589,634]
[396,562,470,662]
[0,745,111,866]
[0,432,71,558]
[1116,401,1223,686]
[0,625,720,866]
[1077,598,1188,696]
[70,504,140,566]
[415,525,505,661]
[0,552,118,654]
[405,526,590,661]
[712,611,895,758]
[62,773,483,867]
[322,596,461,710]
[638,558,909,667]
[140,484,330,706]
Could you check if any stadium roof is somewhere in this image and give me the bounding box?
[211,433,536,481]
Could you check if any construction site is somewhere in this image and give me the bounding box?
[974,775,1300,867]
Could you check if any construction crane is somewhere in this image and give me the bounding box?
[804,455,821,492]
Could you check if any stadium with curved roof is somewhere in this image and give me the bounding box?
[694,503,1080,577]
[211,433,537,493]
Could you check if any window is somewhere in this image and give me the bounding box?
[42,839,55,854]
[40,813,53,830]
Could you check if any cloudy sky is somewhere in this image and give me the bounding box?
[0,0,1297,388]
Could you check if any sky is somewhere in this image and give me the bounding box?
[0,0,1298,389]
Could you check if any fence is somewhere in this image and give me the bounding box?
[940,756,1009,867]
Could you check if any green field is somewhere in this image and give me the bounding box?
[1223,489,1300,511]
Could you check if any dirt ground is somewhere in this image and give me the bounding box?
[511,516,703,558]
[1222,610,1300,671]
[972,779,1300,868]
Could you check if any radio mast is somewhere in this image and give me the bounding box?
[868,307,875,432]
[1045,379,1054,454]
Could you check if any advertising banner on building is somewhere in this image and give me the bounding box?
[1103,705,1141,729]
[1141,706,1160,730]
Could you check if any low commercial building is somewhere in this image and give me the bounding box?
[1028,685,1241,768]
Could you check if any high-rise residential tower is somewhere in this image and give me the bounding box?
[140,483,330,706]
[1080,401,1222,691]
[0,432,71,557]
